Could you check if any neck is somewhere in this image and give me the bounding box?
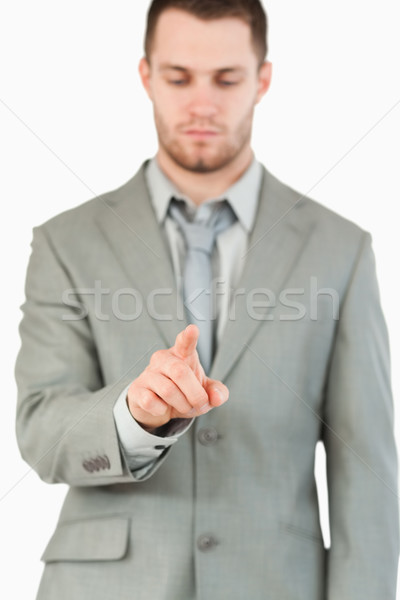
[156,148,254,205]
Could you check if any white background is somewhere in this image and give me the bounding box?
[1,1,399,597]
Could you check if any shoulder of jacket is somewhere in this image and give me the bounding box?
[261,167,368,246]
[36,162,149,236]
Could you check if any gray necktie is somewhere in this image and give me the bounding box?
[169,199,236,373]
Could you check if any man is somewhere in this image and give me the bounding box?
[15,1,399,598]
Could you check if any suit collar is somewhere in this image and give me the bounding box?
[145,156,262,233]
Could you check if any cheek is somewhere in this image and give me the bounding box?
[224,85,258,115]
[154,91,187,121]
[225,98,255,128]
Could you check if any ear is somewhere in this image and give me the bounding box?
[255,61,272,104]
[138,57,153,100]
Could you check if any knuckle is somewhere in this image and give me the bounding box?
[159,379,176,400]
[140,391,156,413]
[169,360,187,381]
[127,381,137,399]
[127,381,141,406]
[150,349,167,366]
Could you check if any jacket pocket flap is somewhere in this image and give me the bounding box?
[41,517,130,562]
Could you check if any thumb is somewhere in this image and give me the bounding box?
[172,324,199,360]
[203,378,229,408]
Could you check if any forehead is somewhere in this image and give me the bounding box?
[150,8,257,70]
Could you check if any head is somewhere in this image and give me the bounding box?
[145,0,268,68]
[139,0,272,176]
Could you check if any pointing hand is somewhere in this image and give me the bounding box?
[127,325,229,431]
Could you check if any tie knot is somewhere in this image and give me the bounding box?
[169,199,236,256]
[181,222,216,255]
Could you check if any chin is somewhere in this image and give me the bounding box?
[183,159,227,174]
[180,151,235,174]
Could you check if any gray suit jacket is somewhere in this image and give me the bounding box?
[15,163,399,599]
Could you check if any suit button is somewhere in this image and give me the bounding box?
[197,428,219,446]
[197,534,219,552]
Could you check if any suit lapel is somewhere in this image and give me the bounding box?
[95,162,184,349]
[211,168,315,383]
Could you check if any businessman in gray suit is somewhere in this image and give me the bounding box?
[15,0,399,598]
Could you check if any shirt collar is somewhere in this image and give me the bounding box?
[145,156,262,233]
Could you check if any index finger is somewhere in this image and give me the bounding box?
[172,325,199,360]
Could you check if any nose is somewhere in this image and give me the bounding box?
[187,83,218,119]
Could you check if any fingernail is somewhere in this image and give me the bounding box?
[199,402,210,413]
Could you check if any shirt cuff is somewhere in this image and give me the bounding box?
[113,385,194,472]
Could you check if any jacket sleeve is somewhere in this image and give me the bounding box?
[15,225,170,486]
[323,232,399,597]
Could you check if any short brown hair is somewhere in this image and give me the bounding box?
[144,0,268,66]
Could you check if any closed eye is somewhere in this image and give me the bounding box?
[168,79,189,86]
[218,80,239,87]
